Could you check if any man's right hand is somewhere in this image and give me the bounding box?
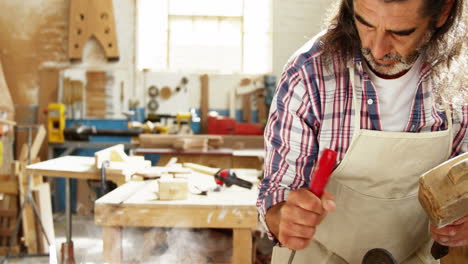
[265,188,336,250]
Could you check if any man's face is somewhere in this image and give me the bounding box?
[354,0,433,76]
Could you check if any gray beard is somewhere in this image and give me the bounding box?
[361,31,432,76]
[361,48,419,76]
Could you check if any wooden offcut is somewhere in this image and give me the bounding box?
[68,0,119,61]
[419,152,468,228]
[157,177,188,201]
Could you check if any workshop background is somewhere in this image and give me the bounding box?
[0,0,466,264]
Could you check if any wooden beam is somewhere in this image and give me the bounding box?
[200,74,209,134]
[30,125,46,162]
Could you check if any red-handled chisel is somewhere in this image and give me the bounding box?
[309,148,338,198]
[289,149,338,264]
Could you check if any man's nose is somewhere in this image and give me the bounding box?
[371,32,392,60]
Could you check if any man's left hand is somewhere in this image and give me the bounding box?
[431,215,468,247]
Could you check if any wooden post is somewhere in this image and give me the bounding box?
[232,228,252,264]
[103,226,122,264]
[200,74,209,134]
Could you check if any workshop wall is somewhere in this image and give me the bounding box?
[0,0,333,118]
[273,0,334,77]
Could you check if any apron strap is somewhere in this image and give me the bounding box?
[349,63,361,138]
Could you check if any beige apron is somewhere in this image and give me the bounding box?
[272,64,452,264]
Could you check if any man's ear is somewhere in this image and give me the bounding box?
[436,0,455,28]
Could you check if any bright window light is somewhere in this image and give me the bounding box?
[137,0,272,74]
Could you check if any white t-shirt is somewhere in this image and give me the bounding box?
[363,57,423,132]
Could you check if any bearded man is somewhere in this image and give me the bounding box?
[257,0,466,263]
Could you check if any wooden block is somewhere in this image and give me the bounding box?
[158,177,188,200]
[419,152,468,228]
[95,144,128,169]
[68,0,119,61]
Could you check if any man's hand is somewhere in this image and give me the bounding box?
[431,215,468,247]
[265,188,336,250]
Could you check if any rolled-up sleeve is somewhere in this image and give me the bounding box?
[256,63,321,242]
[451,104,468,156]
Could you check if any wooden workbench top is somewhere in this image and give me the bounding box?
[25,155,129,182]
[95,171,260,229]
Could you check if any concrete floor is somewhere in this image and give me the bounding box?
[1,213,272,264]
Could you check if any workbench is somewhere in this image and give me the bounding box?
[94,175,259,264]
[26,156,130,263]
[134,148,264,170]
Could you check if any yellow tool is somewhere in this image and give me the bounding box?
[47,103,66,143]
[176,112,191,132]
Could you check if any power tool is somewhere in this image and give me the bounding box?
[214,169,253,189]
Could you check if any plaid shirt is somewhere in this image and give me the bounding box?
[257,35,468,242]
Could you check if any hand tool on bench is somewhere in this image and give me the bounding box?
[288,149,338,264]
[214,169,253,189]
[182,163,255,190]
[419,152,468,260]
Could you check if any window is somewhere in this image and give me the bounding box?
[137,0,272,74]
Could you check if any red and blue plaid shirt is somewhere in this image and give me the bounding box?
[257,35,468,241]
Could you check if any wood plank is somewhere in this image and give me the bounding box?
[32,183,55,254]
[0,209,17,217]
[30,125,46,162]
[25,156,127,183]
[0,246,20,256]
[102,227,122,264]
[232,228,252,264]
[17,169,38,253]
[200,74,209,134]
[94,181,143,205]
[0,181,18,195]
[0,194,10,246]
[139,134,223,149]
[221,136,264,149]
